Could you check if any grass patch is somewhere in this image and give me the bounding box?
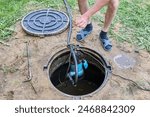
[0,65,19,74]
[0,0,76,40]
[0,0,29,40]
[112,0,150,51]
[0,0,150,52]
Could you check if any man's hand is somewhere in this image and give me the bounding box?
[75,15,89,28]
[75,0,111,29]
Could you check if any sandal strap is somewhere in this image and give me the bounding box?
[77,29,92,40]
[101,39,112,47]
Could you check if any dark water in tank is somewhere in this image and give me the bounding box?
[50,63,105,96]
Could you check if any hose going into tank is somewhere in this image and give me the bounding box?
[63,0,78,86]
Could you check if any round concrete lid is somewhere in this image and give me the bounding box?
[21,9,69,36]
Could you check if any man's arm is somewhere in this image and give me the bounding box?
[76,0,110,28]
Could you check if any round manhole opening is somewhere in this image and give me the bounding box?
[21,9,69,36]
[47,47,111,97]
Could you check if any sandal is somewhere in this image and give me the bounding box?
[76,23,93,41]
[99,34,112,51]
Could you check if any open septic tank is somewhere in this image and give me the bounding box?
[21,8,111,99]
[43,46,111,98]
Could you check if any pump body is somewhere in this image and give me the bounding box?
[69,60,88,78]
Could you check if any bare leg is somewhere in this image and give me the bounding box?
[77,0,89,15]
[102,0,119,32]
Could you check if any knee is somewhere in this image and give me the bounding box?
[109,0,119,11]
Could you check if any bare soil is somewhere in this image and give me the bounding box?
[0,16,150,100]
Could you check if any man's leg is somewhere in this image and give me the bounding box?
[78,0,88,15]
[102,0,119,32]
[76,0,93,41]
[100,0,119,51]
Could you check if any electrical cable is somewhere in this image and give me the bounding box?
[63,0,78,86]
[63,0,72,45]
[70,46,78,86]
[112,72,150,92]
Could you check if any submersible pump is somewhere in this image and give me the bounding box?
[67,50,88,86]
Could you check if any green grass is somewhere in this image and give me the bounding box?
[0,0,29,39]
[0,0,150,52]
[113,0,150,51]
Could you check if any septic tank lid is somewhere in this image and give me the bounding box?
[21,9,69,36]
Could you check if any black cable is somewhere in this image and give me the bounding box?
[63,0,72,45]
[65,53,71,79]
[112,72,150,92]
[63,0,78,86]
[70,46,78,86]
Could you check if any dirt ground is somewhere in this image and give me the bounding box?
[0,15,150,100]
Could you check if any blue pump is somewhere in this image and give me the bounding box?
[69,60,88,78]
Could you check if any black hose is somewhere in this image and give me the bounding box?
[63,0,78,85]
[70,46,78,86]
[63,0,72,45]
